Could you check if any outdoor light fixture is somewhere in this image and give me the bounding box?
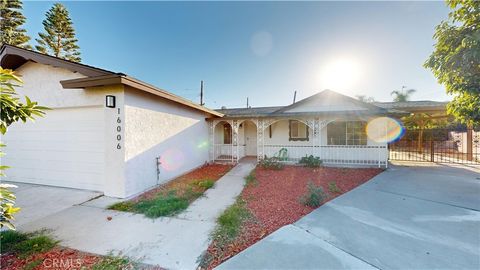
[106,95,116,108]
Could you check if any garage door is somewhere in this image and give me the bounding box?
[2,106,105,191]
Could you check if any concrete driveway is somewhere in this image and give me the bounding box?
[8,182,101,227]
[217,163,480,270]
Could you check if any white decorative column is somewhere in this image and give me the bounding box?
[256,118,264,162]
[232,119,239,163]
[312,118,320,156]
[208,121,214,162]
[317,120,330,160]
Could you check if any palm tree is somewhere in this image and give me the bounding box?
[391,86,416,102]
[355,95,375,103]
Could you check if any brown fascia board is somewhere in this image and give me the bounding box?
[60,75,224,117]
[0,44,113,77]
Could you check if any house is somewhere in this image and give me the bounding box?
[0,44,222,198]
[1,44,402,199]
[209,90,398,167]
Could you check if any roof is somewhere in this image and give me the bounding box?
[216,106,284,117]
[61,74,223,117]
[373,100,448,114]
[217,90,390,118]
[0,44,223,117]
[0,44,114,77]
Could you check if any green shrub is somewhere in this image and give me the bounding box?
[245,171,257,186]
[0,183,21,230]
[259,156,284,170]
[299,155,322,167]
[328,181,342,193]
[300,181,327,207]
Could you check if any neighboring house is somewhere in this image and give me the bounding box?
[0,45,222,198]
[210,90,395,167]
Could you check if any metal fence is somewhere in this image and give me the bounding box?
[389,128,480,164]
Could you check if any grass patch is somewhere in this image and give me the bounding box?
[108,186,207,218]
[1,229,28,252]
[0,230,57,258]
[92,254,135,270]
[214,199,251,243]
[191,179,215,189]
[245,171,257,186]
[108,201,135,212]
[135,191,190,218]
[23,259,43,270]
[199,199,252,268]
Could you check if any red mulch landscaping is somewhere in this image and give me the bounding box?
[1,247,100,270]
[131,163,233,201]
[205,165,383,269]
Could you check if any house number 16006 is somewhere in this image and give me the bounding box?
[116,108,122,149]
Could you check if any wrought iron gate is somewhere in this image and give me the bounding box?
[389,128,480,164]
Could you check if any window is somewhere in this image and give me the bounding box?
[289,120,309,141]
[223,124,232,144]
[327,121,367,145]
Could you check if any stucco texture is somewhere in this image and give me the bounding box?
[123,87,210,197]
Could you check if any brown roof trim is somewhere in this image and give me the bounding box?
[61,74,224,117]
[0,44,114,77]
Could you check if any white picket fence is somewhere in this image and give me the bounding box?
[263,144,388,167]
[213,144,387,167]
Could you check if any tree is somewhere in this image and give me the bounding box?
[0,67,48,229]
[355,95,375,103]
[391,87,416,102]
[424,0,480,126]
[0,0,31,48]
[35,3,81,62]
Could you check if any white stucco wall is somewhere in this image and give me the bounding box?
[14,62,109,108]
[123,87,210,197]
[1,61,125,193]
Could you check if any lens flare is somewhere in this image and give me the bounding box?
[366,117,404,143]
[197,140,209,149]
[160,148,185,171]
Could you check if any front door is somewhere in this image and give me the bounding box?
[245,121,257,156]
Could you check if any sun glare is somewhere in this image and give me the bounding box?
[319,57,362,92]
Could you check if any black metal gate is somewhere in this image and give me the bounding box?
[389,128,480,164]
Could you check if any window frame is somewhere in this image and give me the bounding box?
[327,121,367,146]
[289,120,309,141]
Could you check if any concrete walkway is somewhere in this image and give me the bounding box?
[19,160,255,270]
[217,163,480,269]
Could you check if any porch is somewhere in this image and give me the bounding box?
[209,118,388,167]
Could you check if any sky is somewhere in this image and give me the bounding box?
[22,1,451,108]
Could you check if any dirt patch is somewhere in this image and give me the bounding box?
[132,163,232,201]
[204,165,383,269]
[1,247,100,270]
